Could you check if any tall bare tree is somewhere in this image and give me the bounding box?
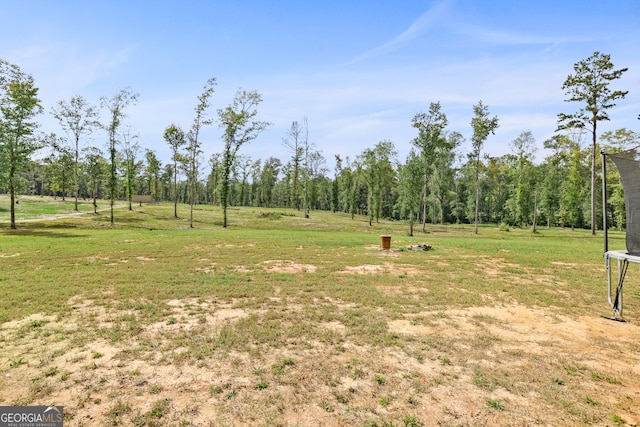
[282,120,304,210]
[301,117,311,218]
[52,95,99,211]
[557,51,628,235]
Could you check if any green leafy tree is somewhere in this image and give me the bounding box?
[398,150,424,236]
[485,155,513,224]
[163,123,186,217]
[234,154,252,207]
[144,149,161,202]
[186,78,217,228]
[360,140,397,226]
[100,88,139,224]
[431,131,462,224]
[336,158,357,216]
[121,129,141,210]
[306,149,329,212]
[331,155,342,213]
[349,160,365,219]
[507,130,537,226]
[557,51,629,235]
[560,140,589,229]
[217,89,271,228]
[259,157,281,207]
[51,95,99,211]
[540,135,570,228]
[412,101,448,231]
[451,162,474,224]
[470,100,499,234]
[44,136,74,200]
[0,59,43,229]
[249,159,262,206]
[82,146,106,214]
[207,152,222,206]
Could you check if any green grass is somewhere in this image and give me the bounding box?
[0,200,618,323]
[0,195,107,219]
[0,197,636,426]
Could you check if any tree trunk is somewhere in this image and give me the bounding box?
[409,208,414,237]
[421,179,427,233]
[74,136,79,211]
[173,160,178,218]
[590,121,597,236]
[474,159,480,235]
[532,192,538,233]
[10,170,16,230]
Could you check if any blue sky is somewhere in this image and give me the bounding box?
[2,0,639,170]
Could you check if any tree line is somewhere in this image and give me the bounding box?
[1,52,637,233]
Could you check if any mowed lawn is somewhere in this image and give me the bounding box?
[1,197,639,426]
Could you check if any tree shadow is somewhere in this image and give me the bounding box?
[0,228,89,238]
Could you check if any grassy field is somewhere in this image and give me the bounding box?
[0,196,639,426]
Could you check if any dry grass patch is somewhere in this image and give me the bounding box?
[339,262,423,277]
[261,260,318,274]
[2,299,640,425]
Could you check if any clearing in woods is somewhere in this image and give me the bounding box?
[0,198,639,426]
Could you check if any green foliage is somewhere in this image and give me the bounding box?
[51,95,100,211]
[359,140,397,226]
[100,88,139,224]
[217,89,271,227]
[557,51,629,235]
[10,357,26,367]
[374,374,386,385]
[470,100,499,234]
[43,366,58,377]
[609,413,626,425]
[163,123,187,218]
[0,201,633,425]
[378,396,391,406]
[185,78,216,228]
[0,59,43,229]
[558,51,628,132]
[487,399,505,410]
[402,415,424,427]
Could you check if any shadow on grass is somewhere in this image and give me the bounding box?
[0,228,89,238]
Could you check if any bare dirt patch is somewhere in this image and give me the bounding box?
[339,262,423,277]
[1,300,639,426]
[261,260,317,274]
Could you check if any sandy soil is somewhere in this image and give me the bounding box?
[1,295,639,426]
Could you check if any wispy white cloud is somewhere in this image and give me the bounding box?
[347,0,453,65]
[451,25,592,47]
